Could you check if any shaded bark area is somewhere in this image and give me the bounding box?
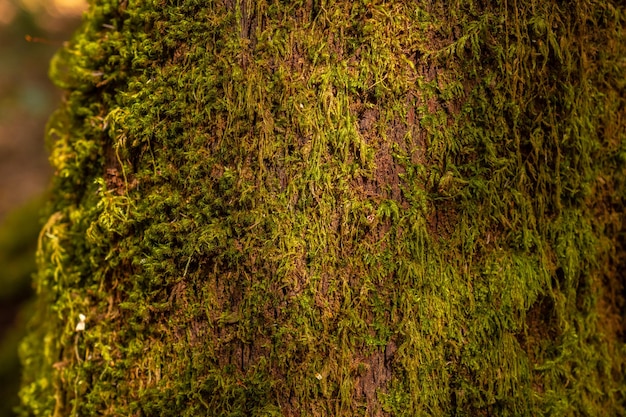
[19,1,625,416]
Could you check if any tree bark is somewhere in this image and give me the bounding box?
[20,1,625,416]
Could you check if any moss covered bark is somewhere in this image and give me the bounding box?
[19,0,625,415]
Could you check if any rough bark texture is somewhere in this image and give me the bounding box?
[19,1,625,416]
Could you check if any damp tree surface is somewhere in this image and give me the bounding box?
[20,1,625,416]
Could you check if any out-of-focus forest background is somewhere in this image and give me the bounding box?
[0,0,86,414]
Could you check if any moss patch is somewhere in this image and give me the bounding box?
[20,1,626,416]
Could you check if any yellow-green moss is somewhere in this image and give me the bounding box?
[20,0,626,416]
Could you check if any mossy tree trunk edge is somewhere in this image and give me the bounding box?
[19,1,625,416]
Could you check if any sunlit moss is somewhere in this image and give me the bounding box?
[19,1,626,416]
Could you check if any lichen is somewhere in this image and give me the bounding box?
[19,0,626,416]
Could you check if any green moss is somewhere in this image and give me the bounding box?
[20,0,626,416]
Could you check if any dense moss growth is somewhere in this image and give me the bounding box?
[20,0,625,416]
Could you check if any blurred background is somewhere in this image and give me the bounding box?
[0,0,86,414]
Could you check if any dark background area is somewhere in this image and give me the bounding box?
[0,0,86,414]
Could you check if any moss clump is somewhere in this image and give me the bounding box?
[20,1,625,416]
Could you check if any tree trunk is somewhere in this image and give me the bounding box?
[20,1,625,416]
